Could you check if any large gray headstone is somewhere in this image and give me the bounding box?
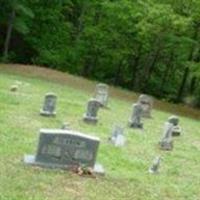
[168,115,181,136]
[128,103,143,129]
[159,122,173,151]
[94,83,109,107]
[40,93,57,116]
[83,98,101,124]
[24,129,104,174]
[138,94,153,118]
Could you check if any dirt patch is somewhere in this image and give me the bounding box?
[0,63,200,120]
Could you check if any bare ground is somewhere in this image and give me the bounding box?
[0,63,199,120]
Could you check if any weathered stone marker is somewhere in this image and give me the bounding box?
[138,94,153,118]
[149,156,161,174]
[94,83,109,107]
[83,98,101,124]
[10,85,18,92]
[168,115,181,136]
[24,129,104,174]
[109,125,125,147]
[128,103,143,129]
[159,122,173,151]
[40,93,57,116]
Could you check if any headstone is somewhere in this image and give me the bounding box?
[109,125,125,147]
[10,85,18,92]
[83,98,101,124]
[159,122,173,151]
[40,93,57,116]
[149,156,161,174]
[94,83,109,107]
[168,115,181,136]
[138,94,153,118]
[24,129,104,174]
[128,103,143,129]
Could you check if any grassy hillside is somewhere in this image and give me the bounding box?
[0,64,199,200]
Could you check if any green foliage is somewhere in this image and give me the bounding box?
[0,0,200,106]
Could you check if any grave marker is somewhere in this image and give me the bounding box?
[159,122,173,151]
[168,115,181,136]
[149,156,161,174]
[40,93,57,116]
[83,98,101,124]
[94,83,109,107]
[109,125,125,147]
[128,103,143,129]
[24,129,104,174]
[138,94,153,118]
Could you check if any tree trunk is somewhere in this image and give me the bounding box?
[81,57,92,77]
[114,60,123,85]
[159,50,174,95]
[129,45,142,90]
[176,67,189,102]
[176,25,199,102]
[190,76,197,94]
[3,9,16,62]
[141,37,163,91]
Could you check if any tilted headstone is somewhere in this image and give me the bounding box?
[159,122,173,151]
[109,125,125,147]
[24,129,104,174]
[83,98,101,124]
[149,156,161,174]
[168,115,181,136]
[40,93,57,116]
[94,83,109,107]
[128,103,143,129]
[138,94,153,118]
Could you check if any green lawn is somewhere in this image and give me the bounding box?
[0,67,200,200]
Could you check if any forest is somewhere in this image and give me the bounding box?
[0,0,200,107]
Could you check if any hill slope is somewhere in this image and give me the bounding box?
[0,64,200,200]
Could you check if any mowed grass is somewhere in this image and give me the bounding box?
[0,67,200,200]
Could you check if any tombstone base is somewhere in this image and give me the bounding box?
[159,140,173,151]
[128,121,143,129]
[148,167,159,174]
[40,110,56,117]
[96,101,109,109]
[172,127,181,136]
[83,115,98,124]
[24,155,105,175]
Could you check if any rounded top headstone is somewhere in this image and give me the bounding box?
[96,83,109,92]
[45,92,57,97]
[138,94,153,104]
[168,115,179,126]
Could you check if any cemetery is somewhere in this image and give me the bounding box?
[0,64,199,200]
